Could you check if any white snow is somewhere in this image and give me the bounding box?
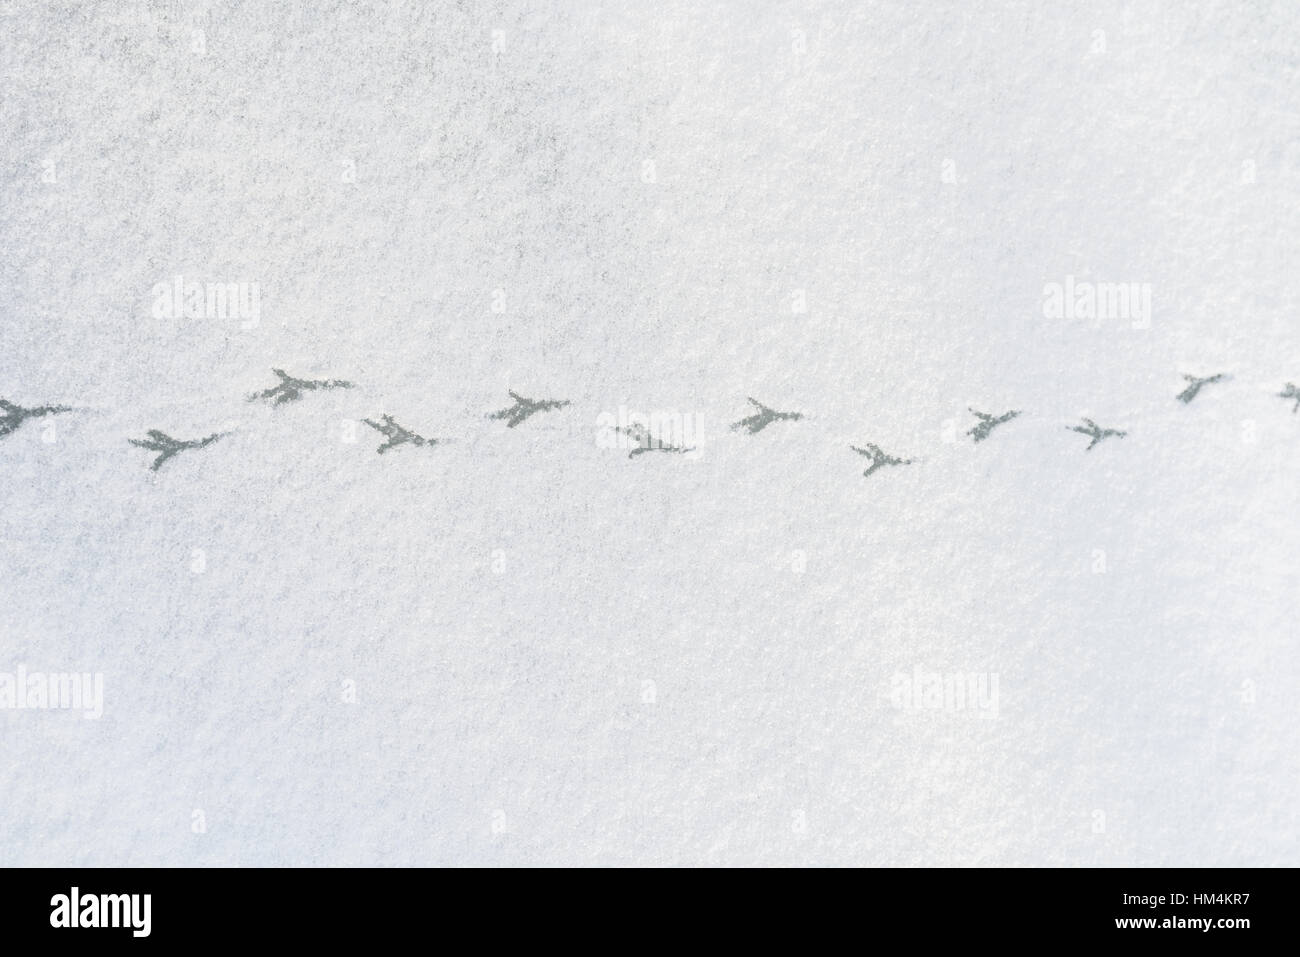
[1,0,1297,865]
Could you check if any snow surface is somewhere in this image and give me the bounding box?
[1,0,1298,866]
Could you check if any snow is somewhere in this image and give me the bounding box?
[1,0,1297,865]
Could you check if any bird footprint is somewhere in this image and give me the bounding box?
[128,430,227,471]
[1177,373,1227,404]
[488,391,570,428]
[0,399,72,439]
[1068,418,1126,451]
[967,408,1020,443]
[731,398,803,435]
[850,443,913,478]
[363,415,443,454]
[250,369,354,406]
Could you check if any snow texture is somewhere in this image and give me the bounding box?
[1,0,1298,866]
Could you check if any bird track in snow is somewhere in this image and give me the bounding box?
[966,408,1021,443]
[11,373,1300,474]
[488,391,570,428]
[731,398,803,435]
[363,415,443,454]
[614,424,694,458]
[0,399,73,438]
[249,369,354,407]
[1177,373,1228,404]
[128,430,227,471]
[850,443,914,478]
[1067,418,1127,451]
